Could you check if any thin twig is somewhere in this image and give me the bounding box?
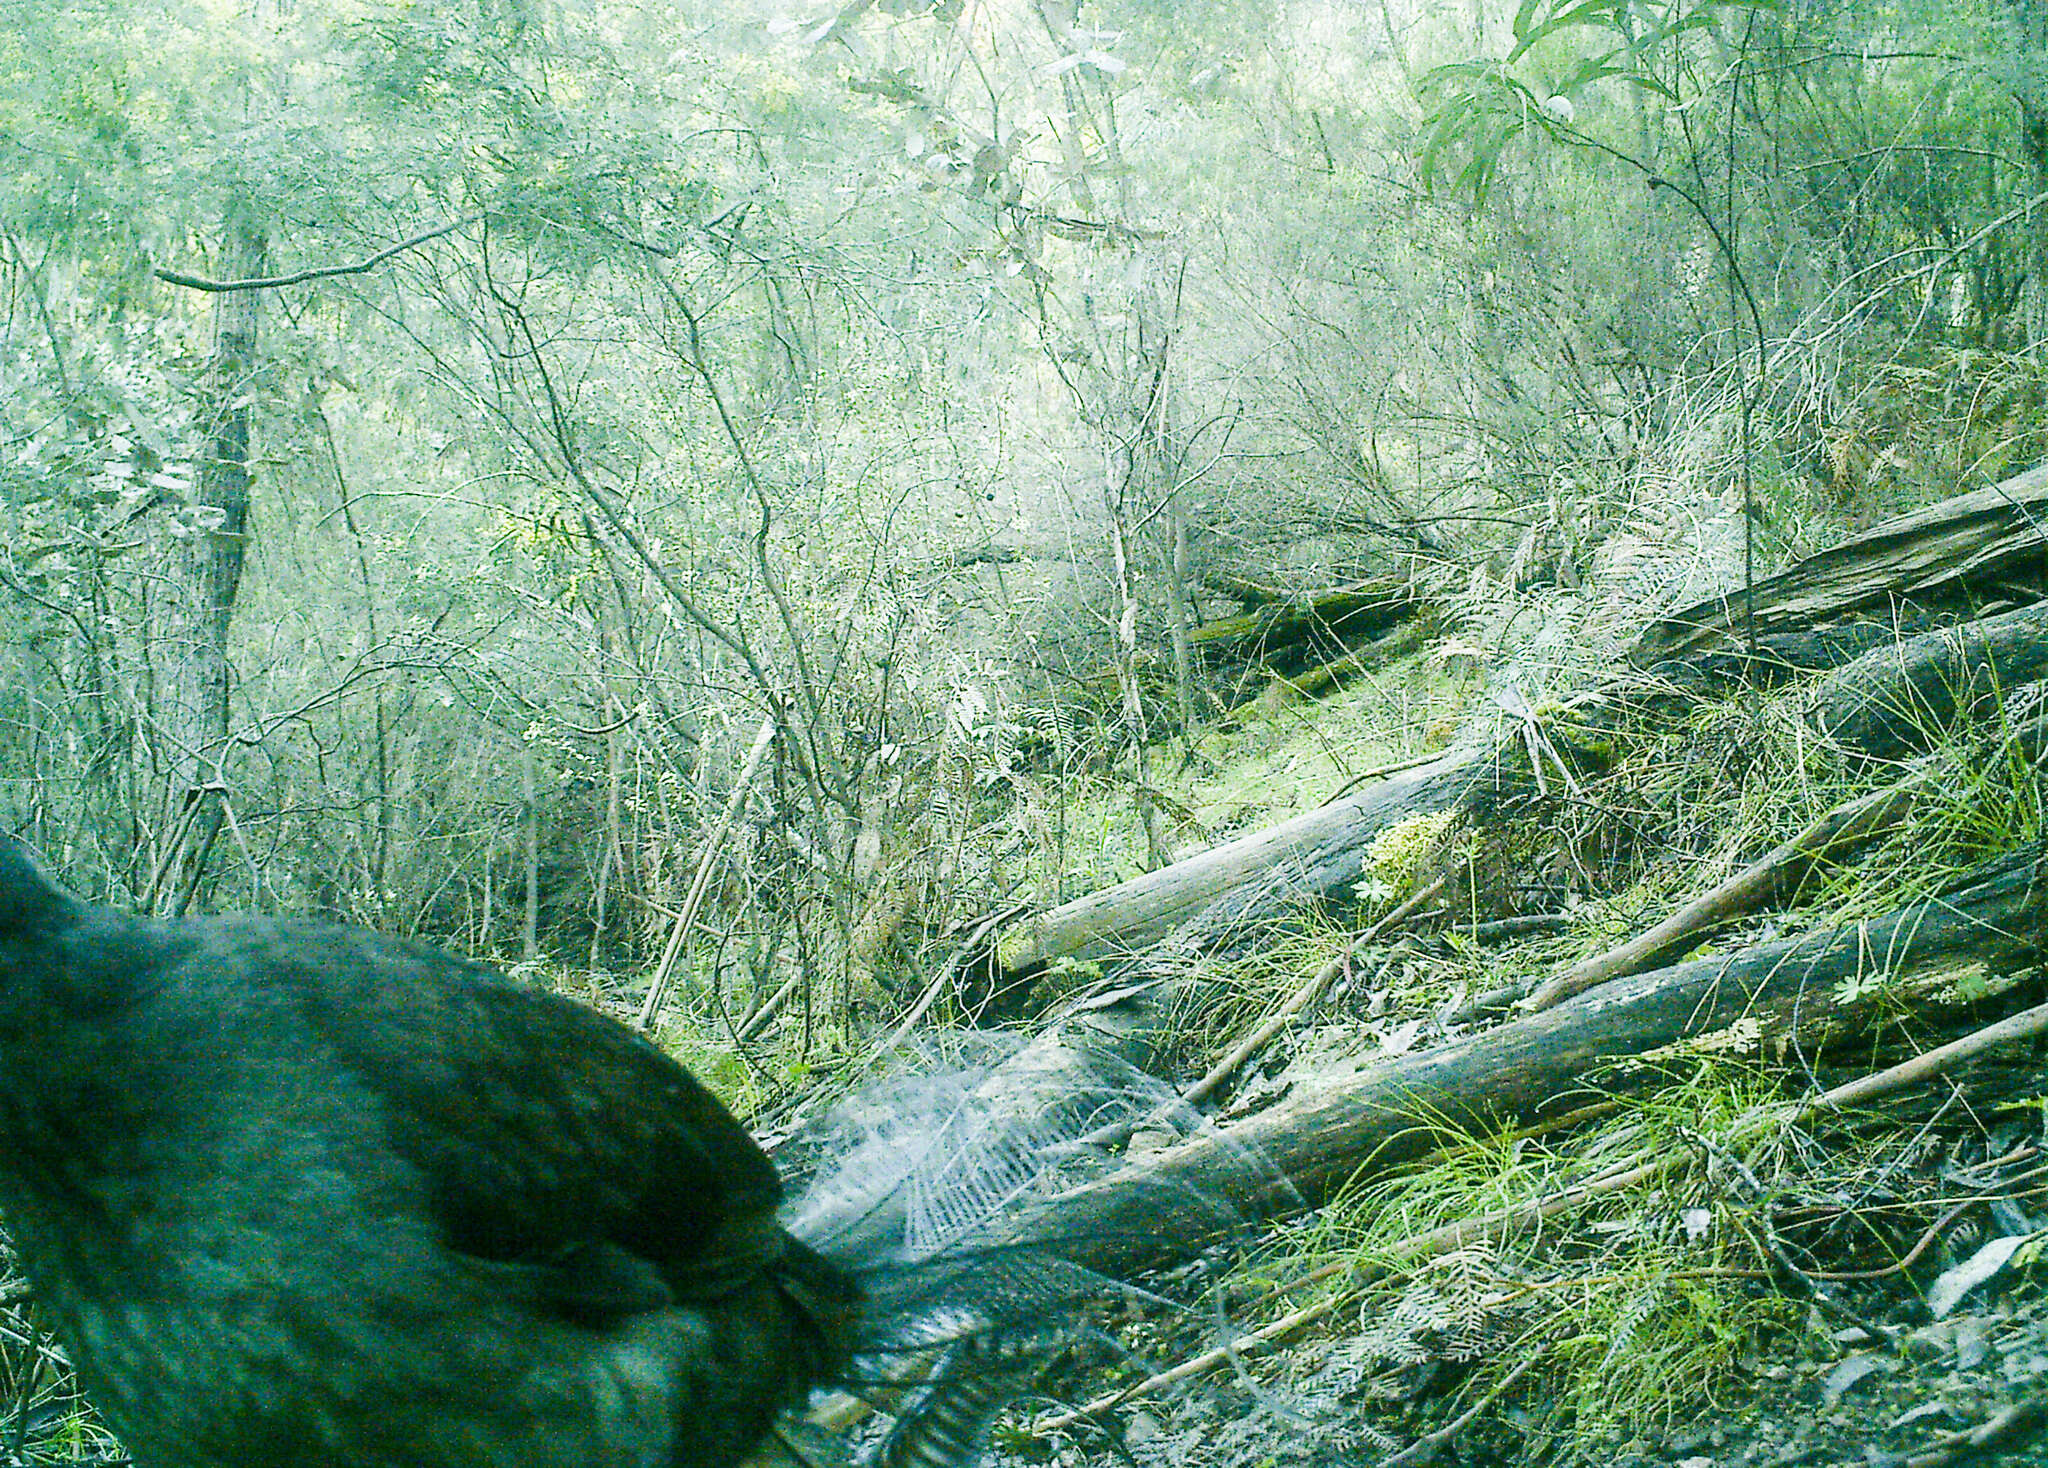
[1182,876,1444,1107]
[637,712,779,1030]
[1377,1346,1545,1467]
[1683,1126,1889,1342]
[1035,1292,1338,1433]
[1899,1397,2045,1468]
[867,903,1028,1061]
[1813,1000,2048,1111]
[735,971,804,1044]
[154,218,476,292]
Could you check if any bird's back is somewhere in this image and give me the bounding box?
[0,844,1245,1468]
[0,842,858,1468]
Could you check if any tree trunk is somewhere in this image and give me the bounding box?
[155,218,262,914]
[2005,0,2048,349]
[522,741,540,963]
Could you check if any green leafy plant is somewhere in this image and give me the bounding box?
[1417,0,1782,206]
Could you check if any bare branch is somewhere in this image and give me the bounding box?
[155,218,476,293]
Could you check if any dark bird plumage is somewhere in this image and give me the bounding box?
[0,839,1186,1468]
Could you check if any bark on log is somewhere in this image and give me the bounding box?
[1189,573,1421,649]
[994,744,1506,975]
[1034,844,2048,1278]
[1630,462,2048,668]
[1521,763,1938,1011]
[1807,600,2048,757]
[1647,621,1942,688]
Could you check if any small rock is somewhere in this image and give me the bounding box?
[1955,1316,1990,1371]
[1901,1321,1955,1361]
[1889,1400,1949,1429]
[1822,1353,1889,1404]
[2002,1352,2048,1382]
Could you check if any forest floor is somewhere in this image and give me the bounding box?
[1018,1256,2048,1468]
[971,569,2048,1467]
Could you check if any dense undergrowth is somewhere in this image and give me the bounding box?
[982,641,2048,1466]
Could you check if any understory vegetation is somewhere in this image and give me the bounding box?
[1115,682,2048,1466]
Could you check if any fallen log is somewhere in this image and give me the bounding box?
[1231,618,1437,718]
[1036,995,2048,1437]
[1034,843,2048,1277]
[1630,461,2048,669]
[1201,570,1292,603]
[1186,572,1422,654]
[993,743,1507,975]
[1807,600,2048,757]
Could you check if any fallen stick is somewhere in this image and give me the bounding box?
[1525,766,1936,1011]
[1034,997,2048,1432]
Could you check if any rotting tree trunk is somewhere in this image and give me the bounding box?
[1232,618,1436,718]
[1807,599,2048,758]
[1187,573,1425,658]
[994,743,1511,975]
[1033,844,2048,1276]
[1630,460,2048,670]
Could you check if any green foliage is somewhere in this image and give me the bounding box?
[5,7,2048,1460]
[0,0,2040,1054]
[1291,1064,1812,1459]
[1418,0,1783,204]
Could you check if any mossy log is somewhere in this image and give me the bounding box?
[995,705,1604,980]
[1034,844,2048,1274]
[1187,572,1423,654]
[1200,570,1291,603]
[1630,461,2048,669]
[1232,617,1437,717]
[993,744,1501,976]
